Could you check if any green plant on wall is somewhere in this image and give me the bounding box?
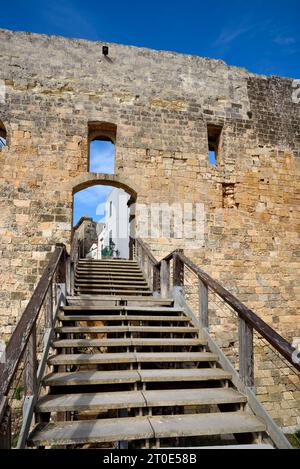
[14,384,24,401]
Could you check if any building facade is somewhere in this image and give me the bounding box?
[100,188,130,259]
[0,28,299,427]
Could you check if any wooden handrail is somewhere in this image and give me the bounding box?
[135,238,158,265]
[176,252,300,372]
[70,231,79,263]
[0,244,66,396]
[135,238,300,373]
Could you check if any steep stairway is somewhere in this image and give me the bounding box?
[28,259,273,449]
[74,259,152,296]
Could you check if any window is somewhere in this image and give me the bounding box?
[0,120,7,150]
[109,201,112,217]
[88,122,116,174]
[207,124,222,166]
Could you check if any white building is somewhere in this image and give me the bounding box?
[88,188,130,259]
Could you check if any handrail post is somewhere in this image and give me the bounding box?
[0,397,11,449]
[153,265,160,293]
[140,247,145,275]
[147,258,152,285]
[45,282,53,329]
[70,262,75,296]
[134,238,138,261]
[239,317,254,389]
[66,255,71,297]
[173,251,184,288]
[160,260,170,298]
[70,233,79,296]
[24,324,37,397]
[198,278,208,329]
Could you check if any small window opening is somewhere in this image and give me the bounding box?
[109,201,112,217]
[207,124,222,165]
[0,120,7,150]
[88,122,116,174]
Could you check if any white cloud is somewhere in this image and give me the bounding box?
[213,25,254,47]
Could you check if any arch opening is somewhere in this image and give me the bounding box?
[0,120,7,150]
[88,122,116,174]
[72,178,136,260]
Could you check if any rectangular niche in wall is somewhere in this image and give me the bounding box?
[222,183,239,209]
[207,124,222,165]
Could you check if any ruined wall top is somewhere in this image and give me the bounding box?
[0,27,294,123]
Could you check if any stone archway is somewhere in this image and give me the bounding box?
[71,172,138,201]
[71,173,138,259]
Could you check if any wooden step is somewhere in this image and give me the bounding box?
[75,279,148,285]
[55,326,198,334]
[74,289,152,295]
[135,352,215,362]
[48,352,217,365]
[75,285,150,291]
[66,296,174,307]
[76,267,142,273]
[78,258,137,264]
[78,257,137,264]
[139,368,231,382]
[61,306,182,313]
[75,284,150,289]
[48,353,137,365]
[75,276,148,285]
[43,367,230,387]
[77,261,140,265]
[149,412,266,439]
[43,369,142,386]
[28,412,265,446]
[143,388,247,407]
[58,315,189,323]
[36,391,146,412]
[28,417,154,446]
[52,338,205,348]
[75,274,145,280]
[76,272,144,278]
[36,388,247,413]
[78,261,140,266]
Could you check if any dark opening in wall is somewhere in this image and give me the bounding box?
[88,122,117,174]
[207,124,222,165]
[0,120,7,150]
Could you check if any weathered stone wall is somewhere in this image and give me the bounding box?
[73,216,97,257]
[0,29,299,427]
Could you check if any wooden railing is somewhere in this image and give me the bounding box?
[0,244,68,448]
[68,231,80,296]
[134,238,300,388]
[134,238,160,293]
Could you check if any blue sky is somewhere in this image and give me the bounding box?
[1,0,299,77]
[74,141,114,223]
[2,0,299,224]
[73,184,112,224]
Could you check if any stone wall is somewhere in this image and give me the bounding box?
[73,215,97,257]
[0,29,299,427]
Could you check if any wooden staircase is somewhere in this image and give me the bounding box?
[27,259,274,449]
[74,259,152,296]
